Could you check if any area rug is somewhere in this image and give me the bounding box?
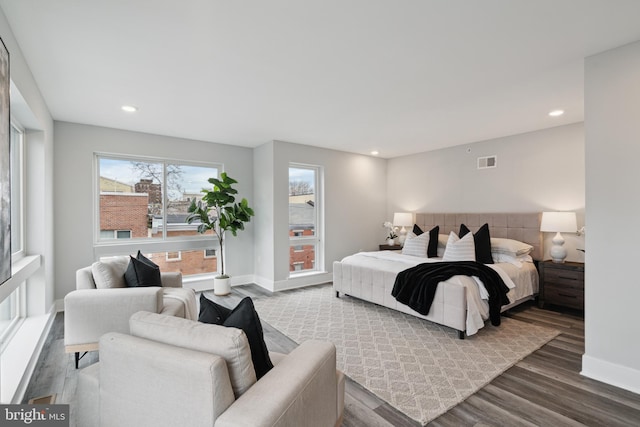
[253,284,559,425]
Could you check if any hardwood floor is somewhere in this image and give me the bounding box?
[23,285,640,426]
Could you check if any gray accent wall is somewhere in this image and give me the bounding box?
[387,123,586,262]
[583,40,640,394]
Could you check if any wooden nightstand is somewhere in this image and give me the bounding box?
[538,260,584,311]
[379,244,401,251]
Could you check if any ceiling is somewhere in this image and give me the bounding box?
[2,1,640,158]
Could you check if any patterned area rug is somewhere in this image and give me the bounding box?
[254,284,559,425]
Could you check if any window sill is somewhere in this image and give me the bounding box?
[0,255,41,302]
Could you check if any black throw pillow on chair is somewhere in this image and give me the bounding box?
[124,251,162,287]
[199,295,274,379]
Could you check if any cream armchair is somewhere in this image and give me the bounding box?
[77,311,345,427]
[64,257,197,368]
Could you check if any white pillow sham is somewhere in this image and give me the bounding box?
[442,232,476,262]
[490,237,534,256]
[402,232,429,257]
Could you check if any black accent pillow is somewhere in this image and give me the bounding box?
[459,223,494,264]
[124,251,162,287]
[199,295,273,379]
[198,293,232,324]
[413,224,424,236]
[427,226,440,258]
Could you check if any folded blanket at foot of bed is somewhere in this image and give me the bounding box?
[391,261,510,326]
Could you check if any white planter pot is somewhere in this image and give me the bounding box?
[214,276,231,296]
[386,238,395,246]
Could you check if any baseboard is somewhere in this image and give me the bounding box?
[252,273,333,292]
[581,354,640,395]
[274,272,333,291]
[252,276,275,292]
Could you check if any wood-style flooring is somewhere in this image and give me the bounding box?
[23,284,640,426]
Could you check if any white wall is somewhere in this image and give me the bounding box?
[253,141,275,283]
[583,40,640,393]
[53,122,254,299]
[0,7,55,403]
[387,123,586,262]
[253,140,387,290]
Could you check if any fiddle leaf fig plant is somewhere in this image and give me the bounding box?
[186,172,254,278]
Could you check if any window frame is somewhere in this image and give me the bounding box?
[10,121,25,261]
[93,153,223,259]
[288,163,324,277]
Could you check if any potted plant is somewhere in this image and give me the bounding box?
[383,221,398,246]
[186,172,254,295]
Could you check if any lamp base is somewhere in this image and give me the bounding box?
[549,232,568,263]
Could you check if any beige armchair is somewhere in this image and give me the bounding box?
[64,257,197,368]
[77,311,345,427]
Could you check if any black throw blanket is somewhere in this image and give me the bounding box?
[391,261,510,326]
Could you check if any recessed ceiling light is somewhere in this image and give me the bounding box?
[121,105,138,113]
[548,109,564,117]
[371,151,379,156]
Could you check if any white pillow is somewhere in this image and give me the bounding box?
[490,238,534,256]
[402,232,429,257]
[91,256,129,289]
[442,232,476,262]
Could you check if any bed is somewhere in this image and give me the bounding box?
[333,213,542,338]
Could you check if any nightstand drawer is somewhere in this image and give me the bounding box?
[544,268,584,286]
[543,286,584,310]
[538,260,585,312]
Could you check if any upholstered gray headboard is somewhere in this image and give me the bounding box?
[415,212,543,261]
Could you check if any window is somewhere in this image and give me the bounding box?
[10,122,24,258]
[95,155,220,277]
[289,165,323,275]
[166,251,181,262]
[99,229,132,240]
[3,121,26,352]
[204,249,217,258]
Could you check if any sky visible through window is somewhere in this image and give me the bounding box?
[289,167,314,194]
[99,158,218,195]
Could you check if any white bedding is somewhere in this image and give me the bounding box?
[335,250,538,335]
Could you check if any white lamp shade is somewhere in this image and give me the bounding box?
[393,212,413,227]
[540,212,577,233]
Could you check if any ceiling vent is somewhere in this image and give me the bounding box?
[477,155,497,169]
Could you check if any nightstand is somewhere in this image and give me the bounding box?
[538,260,584,311]
[379,244,401,251]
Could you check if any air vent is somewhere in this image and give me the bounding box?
[477,155,497,169]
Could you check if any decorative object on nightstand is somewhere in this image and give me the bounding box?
[540,211,577,263]
[382,221,398,246]
[538,260,584,311]
[393,212,413,246]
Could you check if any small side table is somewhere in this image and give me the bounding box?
[538,260,584,311]
[379,244,401,251]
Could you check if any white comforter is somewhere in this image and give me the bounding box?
[338,251,538,335]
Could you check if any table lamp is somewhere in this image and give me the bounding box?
[393,212,413,246]
[540,211,577,263]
